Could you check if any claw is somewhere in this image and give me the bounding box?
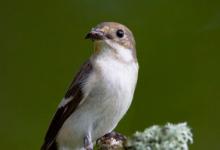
[84,135,93,150]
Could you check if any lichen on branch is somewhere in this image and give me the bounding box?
[96,122,193,150]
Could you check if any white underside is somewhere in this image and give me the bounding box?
[56,41,138,150]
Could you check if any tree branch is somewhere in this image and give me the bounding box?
[96,122,193,150]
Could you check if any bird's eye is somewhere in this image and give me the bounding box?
[116,29,124,38]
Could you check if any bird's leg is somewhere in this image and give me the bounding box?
[84,134,93,150]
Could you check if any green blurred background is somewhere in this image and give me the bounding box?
[1,0,220,149]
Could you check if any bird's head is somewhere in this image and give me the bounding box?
[85,22,136,62]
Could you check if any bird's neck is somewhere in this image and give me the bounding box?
[93,40,135,63]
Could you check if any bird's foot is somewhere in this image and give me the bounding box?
[84,135,93,150]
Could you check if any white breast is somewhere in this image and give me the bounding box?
[92,45,139,120]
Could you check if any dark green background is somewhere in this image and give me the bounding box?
[1,0,220,149]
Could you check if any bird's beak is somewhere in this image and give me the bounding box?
[85,29,105,41]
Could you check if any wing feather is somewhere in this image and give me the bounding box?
[41,60,93,150]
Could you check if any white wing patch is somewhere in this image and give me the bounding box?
[58,97,73,108]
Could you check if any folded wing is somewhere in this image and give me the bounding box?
[41,60,93,150]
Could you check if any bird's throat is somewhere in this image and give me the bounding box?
[93,41,103,53]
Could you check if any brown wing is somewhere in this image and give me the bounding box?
[41,60,93,150]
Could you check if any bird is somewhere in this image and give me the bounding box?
[41,22,139,150]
